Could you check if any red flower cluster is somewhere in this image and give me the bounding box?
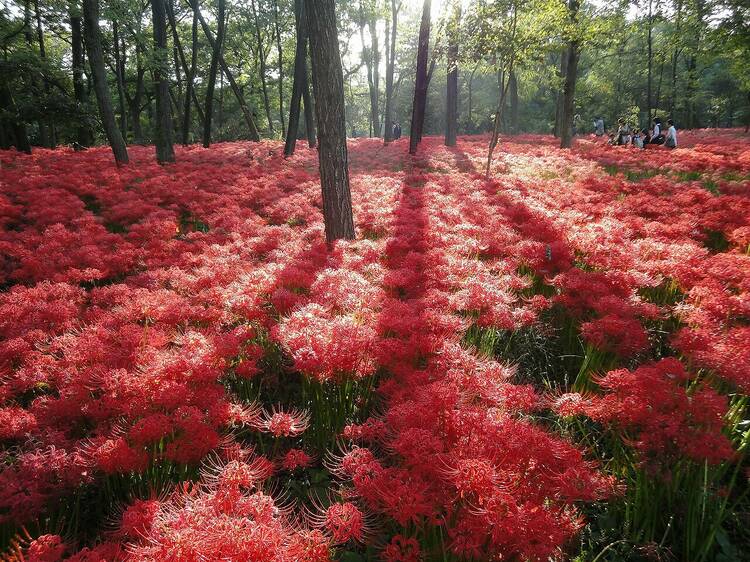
[1,129,748,560]
[555,358,734,466]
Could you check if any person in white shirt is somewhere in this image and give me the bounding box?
[665,119,678,148]
[650,117,664,144]
[594,117,605,136]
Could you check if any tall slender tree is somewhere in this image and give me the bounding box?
[408,0,431,155]
[509,70,519,133]
[82,0,129,164]
[284,0,312,155]
[203,0,225,147]
[184,2,199,144]
[553,51,568,137]
[0,82,31,153]
[273,0,286,136]
[70,5,92,149]
[152,0,175,162]
[34,0,55,147]
[112,21,127,140]
[307,0,355,242]
[383,0,400,143]
[251,0,274,134]
[188,0,260,140]
[559,0,580,149]
[367,14,380,136]
[445,2,460,146]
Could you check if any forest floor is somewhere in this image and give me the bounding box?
[1,130,749,561]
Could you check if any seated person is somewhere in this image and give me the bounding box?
[632,129,643,148]
[650,117,664,144]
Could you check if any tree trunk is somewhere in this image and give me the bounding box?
[445,5,458,146]
[367,14,380,136]
[408,0,431,155]
[112,21,128,140]
[188,0,260,140]
[383,0,399,143]
[273,0,286,136]
[203,0,225,147]
[553,51,568,137]
[284,0,309,156]
[251,0,274,134]
[686,55,697,128]
[654,53,665,118]
[669,0,682,119]
[647,0,653,120]
[34,0,57,147]
[559,0,580,149]
[0,82,32,153]
[152,0,175,162]
[71,10,92,149]
[25,0,46,148]
[129,44,146,143]
[485,67,512,176]
[509,70,518,133]
[467,62,478,129]
[166,0,205,140]
[306,0,355,243]
[182,2,198,144]
[83,0,129,164]
[218,68,224,133]
[302,65,316,147]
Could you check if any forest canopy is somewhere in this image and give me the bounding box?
[0,0,748,153]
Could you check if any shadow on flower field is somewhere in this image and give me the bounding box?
[0,130,749,561]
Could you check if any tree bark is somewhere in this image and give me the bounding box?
[408,0,431,155]
[486,67,512,176]
[203,0,225,147]
[34,0,57,147]
[467,62,478,129]
[559,0,580,149]
[166,0,205,140]
[70,10,92,149]
[445,4,459,146]
[383,0,400,143]
[152,0,175,162]
[273,0,286,136]
[307,0,355,243]
[83,0,129,164]
[509,70,518,133]
[0,82,32,153]
[112,21,128,140]
[553,50,568,137]
[25,0,46,148]
[181,2,199,144]
[302,63,316,147]
[128,43,146,143]
[669,0,682,119]
[251,0,274,134]
[647,0,653,120]
[284,0,309,155]
[188,0,260,140]
[365,10,380,136]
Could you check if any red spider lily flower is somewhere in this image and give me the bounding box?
[382,534,422,562]
[280,448,314,471]
[312,501,369,545]
[259,405,311,437]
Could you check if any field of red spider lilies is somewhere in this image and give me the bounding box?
[0,130,749,561]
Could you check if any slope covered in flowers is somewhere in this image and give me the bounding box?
[0,130,749,561]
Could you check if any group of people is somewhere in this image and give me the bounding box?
[594,116,678,149]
